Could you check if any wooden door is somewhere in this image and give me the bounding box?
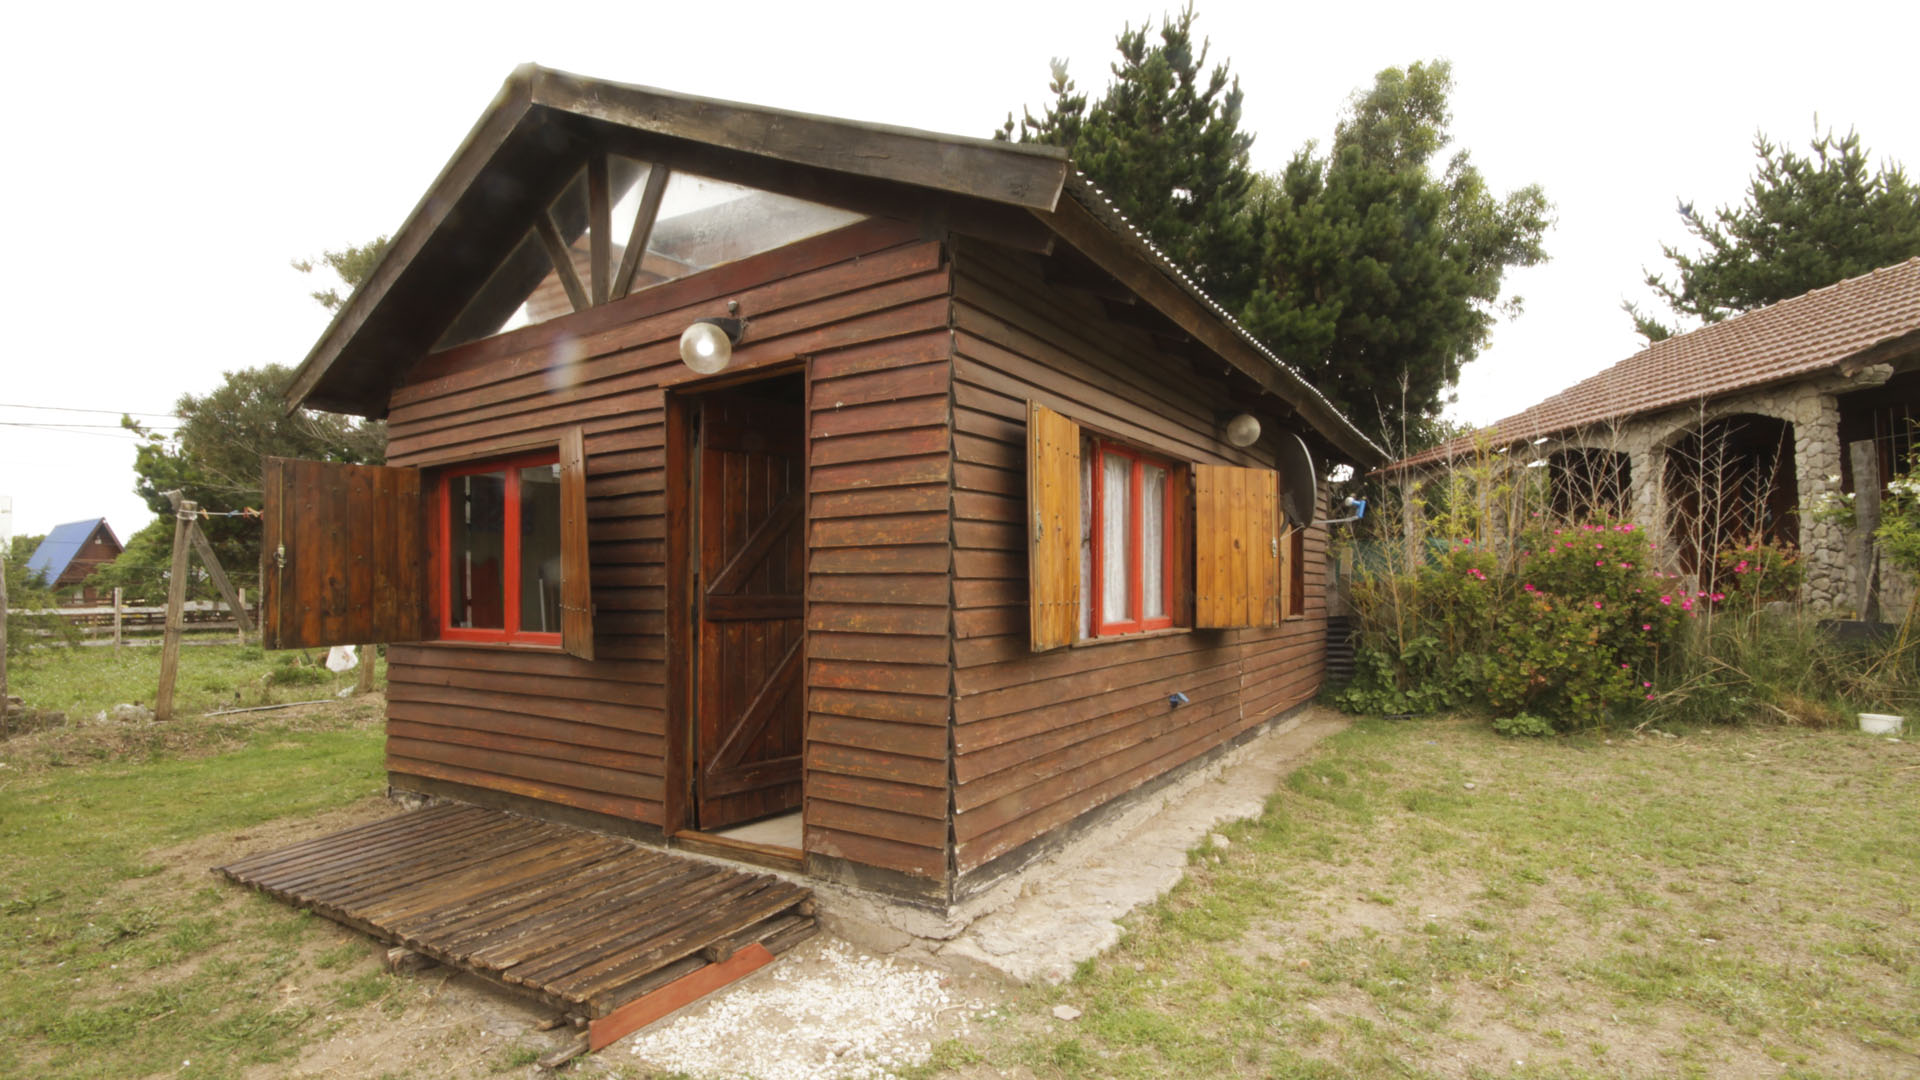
[694,379,806,830]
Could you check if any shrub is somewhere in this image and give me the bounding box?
[1491,713,1555,738]
[1713,538,1803,607]
[1339,522,1683,729]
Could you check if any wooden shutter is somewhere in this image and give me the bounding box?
[261,458,426,650]
[557,426,596,660]
[1027,401,1082,651]
[1193,464,1281,629]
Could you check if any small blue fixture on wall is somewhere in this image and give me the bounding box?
[1168,691,1190,708]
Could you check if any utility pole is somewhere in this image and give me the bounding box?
[1,495,12,720]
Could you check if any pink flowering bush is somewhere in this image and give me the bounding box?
[1340,522,1684,729]
[1712,538,1803,607]
[1483,523,1683,725]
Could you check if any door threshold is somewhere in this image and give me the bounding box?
[672,830,805,873]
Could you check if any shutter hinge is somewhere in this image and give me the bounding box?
[275,543,286,570]
[1270,537,1279,558]
[1034,514,1045,542]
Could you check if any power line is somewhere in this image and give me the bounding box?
[0,421,180,430]
[0,425,159,441]
[0,402,177,418]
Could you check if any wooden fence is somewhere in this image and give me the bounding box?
[20,592,257,646]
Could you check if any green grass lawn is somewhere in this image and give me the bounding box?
[8,642,385,722]
[5,651,1916,1080]
[950,717,1920,1080]
[0,694,392,1079]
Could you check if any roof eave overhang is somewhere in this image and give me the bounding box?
[1038,181,1388,468]
[286,65,1072,418]
[284,65,1384,469]
[1380,327,1920,476]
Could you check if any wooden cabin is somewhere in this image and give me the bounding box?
[25,518,123,604]
[264,66,1387,909]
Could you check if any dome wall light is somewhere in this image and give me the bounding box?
[678,317,746,375]
[1224,412,1262,448]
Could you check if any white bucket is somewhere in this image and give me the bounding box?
[1858,713,1904,736]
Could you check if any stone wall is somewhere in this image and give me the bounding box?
[1534,368,1898,616]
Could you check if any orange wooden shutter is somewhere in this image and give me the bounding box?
[1193,464,1280,629]
[261,458,426,650]
[1027,401,1082,651]
[557,426,596,660]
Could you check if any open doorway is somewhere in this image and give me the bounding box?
[676,371,807,857]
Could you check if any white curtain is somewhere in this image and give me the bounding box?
[1141,463,1166,619]
[1101,453,1131,621]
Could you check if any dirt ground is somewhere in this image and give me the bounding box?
[138,798,1005,1080]
[109,707,1346,1079]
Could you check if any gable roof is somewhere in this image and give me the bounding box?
[1397,258,1920,470]
[287,65,1385,467]
[25,518,117,585]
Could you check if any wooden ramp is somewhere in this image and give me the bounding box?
[217,804,815,1051]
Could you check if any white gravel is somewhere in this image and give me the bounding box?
[624,940,987,1080]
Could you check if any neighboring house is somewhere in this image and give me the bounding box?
[259,65,1386,911]
[1393,258,1920,616]
[23,518,122,604]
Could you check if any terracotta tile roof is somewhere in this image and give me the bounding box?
[1395,257,1920,470]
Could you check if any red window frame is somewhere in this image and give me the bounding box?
[436,449,563,646]
[1089,440,1175,636]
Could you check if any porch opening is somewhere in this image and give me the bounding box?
[1838,367,1920,494]
[1663,413,1798,583]
[1547,448,1631,522]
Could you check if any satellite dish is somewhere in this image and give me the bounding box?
[1277,433,1317,529]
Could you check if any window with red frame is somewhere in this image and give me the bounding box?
[439,449,566,645]
[1087,439,1174,636]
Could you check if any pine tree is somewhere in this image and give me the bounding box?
[1633,127,1920,340]
[999,4,1259,309]
[1242,61,1550,447]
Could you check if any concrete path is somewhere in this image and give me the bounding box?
[935,706,1349,983]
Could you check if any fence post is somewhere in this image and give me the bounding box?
[237,587,247,645]
[1,552,10,723]
[356,644,376,694]
[113,587,124,652]
[155,498,195,722]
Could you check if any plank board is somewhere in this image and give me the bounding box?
[218,804,815,1024]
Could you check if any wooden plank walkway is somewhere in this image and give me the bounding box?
[217,804,815,1048]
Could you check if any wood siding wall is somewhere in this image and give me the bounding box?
[381,217,954,887]
[947,239,1329,884]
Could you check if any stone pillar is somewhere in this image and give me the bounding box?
[1792,391,1847,611]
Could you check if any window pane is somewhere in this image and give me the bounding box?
[1101,453,1131,622]
[644,172,863,287]
[1142,463,1166,619]
[449,471,506,629]
[518,463,564,633]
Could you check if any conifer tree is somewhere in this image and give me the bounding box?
[1632,127,1920,340]
[1241,61,1550,447]
[999,4,1259,309]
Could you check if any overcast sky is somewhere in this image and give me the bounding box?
[4,0,1917,543]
